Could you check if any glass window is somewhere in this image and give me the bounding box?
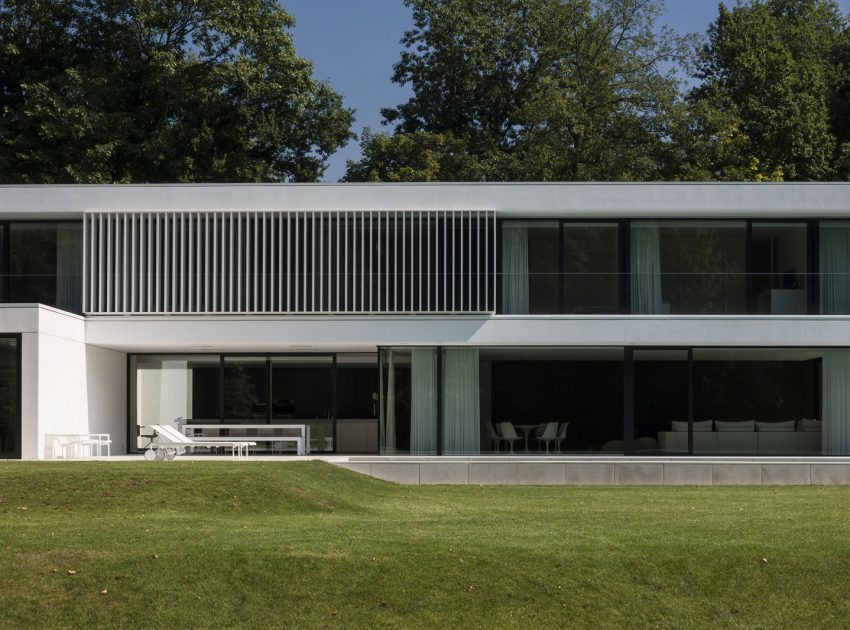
[223,356,267,422]
[336,354,379,454]
[7,222,82,314]
[633,349,689,455]
[481,347,624,454]
[131,355,221,449]
[692,349,821,455]
[751,223,808,314]
[632,221,747,314]
[501,221,559,314]
[562,223,619,314]
[271,356,334,452]
[0,337,20,459]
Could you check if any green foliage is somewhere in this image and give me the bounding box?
[0,0,354,183]
[344,129,482,181]
[684,0,850,181]
[346,0,693,182]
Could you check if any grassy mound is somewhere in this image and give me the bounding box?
[1,462,848,628]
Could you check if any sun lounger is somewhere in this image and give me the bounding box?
[145,424,256,461]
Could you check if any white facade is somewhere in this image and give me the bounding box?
[1,183,849,459]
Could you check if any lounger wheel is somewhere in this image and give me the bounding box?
[144,449,156,461]
[165,449,177,461]
[155,448,166,461]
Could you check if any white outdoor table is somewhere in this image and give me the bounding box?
[182,424,311,455]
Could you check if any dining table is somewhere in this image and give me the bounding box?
[514,424,544,452]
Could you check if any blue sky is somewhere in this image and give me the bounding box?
[283,0,850,182]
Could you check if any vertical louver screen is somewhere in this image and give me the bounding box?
[83,210,495,314]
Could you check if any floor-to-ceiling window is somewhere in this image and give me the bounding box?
[379,346,624,455]
[336,354,379,454]
[271,355,334,453]
[483,347,624,454]
[223,357,267,422]
[130,352,375,454]
[691,349,821,455]
[632,349,690,454]
[751,223,809,314]
[632,221,747,314]
[501,221,560,314]
[5,221,82,314]
[562,223,621,314]
[130,355,220,450]
[0,335,20,459]
[630,348,822,456]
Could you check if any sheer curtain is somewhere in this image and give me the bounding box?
[410,347,437,454]
[56,223,82,313]
[384,350,396,454]
[501,224,529,314]
[631,223,663,314]
[820,224,850,315]
[823,350,850,455]
[442,348,480,455]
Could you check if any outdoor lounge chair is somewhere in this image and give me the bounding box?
[145,424,256,461]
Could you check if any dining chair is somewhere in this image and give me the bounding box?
[499,422,522,453]
[537,422,559,452]
[486,423,505,452]
[553,422,569,452]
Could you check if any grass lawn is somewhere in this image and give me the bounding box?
[1,462,849,628]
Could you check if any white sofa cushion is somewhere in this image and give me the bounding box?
[715,420,755,432]
[797,418,822,432]
[756,420,795,432]
[671,420,712,432]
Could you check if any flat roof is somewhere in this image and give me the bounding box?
[0,182,848,218]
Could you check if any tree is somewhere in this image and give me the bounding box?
[343,129,482,182]
[0,0,354,183]
[345,0,692,182]
[685,0,849,181]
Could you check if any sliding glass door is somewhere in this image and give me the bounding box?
[130,352,377,454]
[627,347,822,456]
[271,356,334,453]
[631,349,691,455]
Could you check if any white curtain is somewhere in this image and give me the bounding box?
[823,349,850,455]
[820,225,850,315]
[384,350,396,454]
[442,348,480,455]
[631,224,663,314]
[56,223,82,313]
[410,348,437,454]
[501,225,529,314]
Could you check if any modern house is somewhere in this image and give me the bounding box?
[1,182,849,462]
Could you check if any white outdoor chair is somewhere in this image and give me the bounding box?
[146,425,255,461]
[537,422,559,452]
[498,422,522,453]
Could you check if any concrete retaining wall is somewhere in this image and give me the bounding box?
[334,457,850,485]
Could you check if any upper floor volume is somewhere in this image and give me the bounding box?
[0,182,848,317]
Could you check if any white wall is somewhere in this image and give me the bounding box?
[84,344,127,454]
[0,305,127,459]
